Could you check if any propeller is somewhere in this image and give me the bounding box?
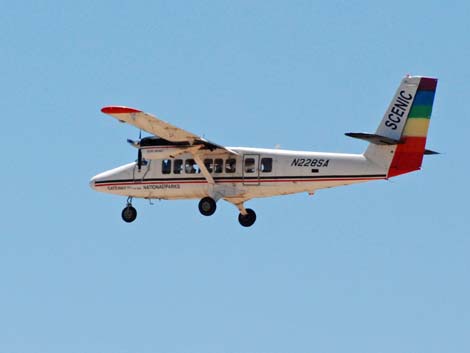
[127,130,144,171]
[137,148,143,171]
[127,138,140,147]
[137,129,143,171]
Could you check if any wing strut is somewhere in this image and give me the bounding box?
[192,151,215,185]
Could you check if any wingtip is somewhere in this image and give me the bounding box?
[101,106,142,114]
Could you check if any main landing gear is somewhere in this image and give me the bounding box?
[120,196,257,227]
[198,197,257,227]
[122,197,137,223]
[198,197,217,216]
[238,208,256,227]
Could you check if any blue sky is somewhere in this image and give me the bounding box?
[1,1,469,352]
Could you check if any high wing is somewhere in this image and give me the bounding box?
[101,106,237,154]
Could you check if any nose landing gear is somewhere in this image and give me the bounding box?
[122,197,137,223]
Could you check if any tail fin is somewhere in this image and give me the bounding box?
[364,75,438,178]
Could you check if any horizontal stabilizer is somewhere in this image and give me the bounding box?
[424,149,439,155]
[345,132,399,145]
[347,133,439,155]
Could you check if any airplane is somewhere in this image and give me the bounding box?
[90,75,438,227]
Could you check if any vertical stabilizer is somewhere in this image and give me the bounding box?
[364,76,438,177]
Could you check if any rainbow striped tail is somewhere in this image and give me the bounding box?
[387,77,437,177]
[362,75,438,178]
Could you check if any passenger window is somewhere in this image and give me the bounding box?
[244,158,256,173]
[162,159,172,174]
[214,159,223,173]
[261,158,273,173]
[225,159,236,173]
[204,159,213,173]
[185,159,201,174]
[173,159,183,174]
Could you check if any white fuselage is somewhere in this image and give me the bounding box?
[90,76,436,226]
[90,147,386,201]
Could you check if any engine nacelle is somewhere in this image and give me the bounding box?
[141,145,190,159]
[135,137,191,159]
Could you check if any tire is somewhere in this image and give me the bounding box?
[122,206,137,223]
[198,197,217,216]
[238,208,256,227]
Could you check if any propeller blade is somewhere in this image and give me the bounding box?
[127,139,140,148]
[137,149,143,171]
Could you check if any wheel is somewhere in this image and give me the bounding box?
[121,205,137,223]
[238,208,256,227]
[198,197,217,216]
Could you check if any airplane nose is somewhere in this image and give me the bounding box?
[89,176,97,189]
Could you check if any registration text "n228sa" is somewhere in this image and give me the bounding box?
[291,158,330,167]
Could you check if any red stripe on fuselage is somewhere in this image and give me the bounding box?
[94,176,385,188]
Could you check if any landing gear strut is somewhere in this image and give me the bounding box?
[198,197,217,216]
[122,197,137,223]
[238,208,256,227]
